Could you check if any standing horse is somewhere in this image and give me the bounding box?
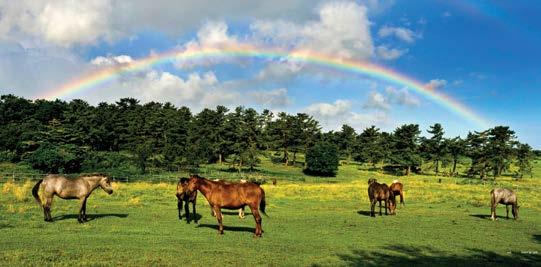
[186,175,267,237]
[389,180,405,207]
[210,179,245,219]
[491,188,519,220]
[176,177,198,224]
[32,174,113,223]
[367,178,395,217]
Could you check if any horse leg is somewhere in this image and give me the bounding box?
[185,200,191,224]
[370,199,376,217]
[213,206,224,235]
[506,205,509,219]
[250,206,262,237]
[192,200,198,224]
[78,198,86,223]
[82,197,88,221]
[239,207,245,219]
[44,196,53,222]
[400,191,405,206]
[378,200,382,216]
[491,204,497,221]
[177,198,183,220]
[384,199,388,215]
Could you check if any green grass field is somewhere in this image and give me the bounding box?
[1,159,540,266]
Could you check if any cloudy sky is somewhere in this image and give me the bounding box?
[1,1,540,147]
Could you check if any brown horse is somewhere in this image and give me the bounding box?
[491,188,519,220]
[186,175,267,237]
[389,180,405,207]
[367,178,395,217]
[211,179,245,219]
[32,174,113,223]
[176,177,198,224]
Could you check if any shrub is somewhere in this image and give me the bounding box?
[304,142,339,176]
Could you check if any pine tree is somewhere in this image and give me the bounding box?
[391,124,421,175]
[421,123,446,175]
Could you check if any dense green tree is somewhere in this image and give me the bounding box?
[465,131,490,179]
[355,126,384,166]
[444,137,466,176]
[421,123,446,175]
[391,124,421,175]
[305,142,339,176]
[515,143,533,179]
[487,126,516,178]
[336,124,356,164]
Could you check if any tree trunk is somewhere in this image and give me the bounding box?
[218,153,222,165]
[435,159,439,176]
[304,146,308,168]
[283,147,289,166]
[292,151,297,166]
[452,158,457,176]
[406,166,411,176]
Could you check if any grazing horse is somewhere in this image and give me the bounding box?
[176,177,198,224]
[32,174,113,223]
[186,175,267,237]
[389,180,405,207]
[491,188,519,220]
[367,178,395,217]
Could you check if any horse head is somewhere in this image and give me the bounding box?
[368,178,377,185]
[99,176,113,195]
[186,174,203,194]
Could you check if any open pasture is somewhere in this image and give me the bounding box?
[1,165,540,266]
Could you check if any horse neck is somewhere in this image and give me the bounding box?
[196,179,213,199]
[84,176,103,191]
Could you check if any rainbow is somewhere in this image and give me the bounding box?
[37,44,490,128]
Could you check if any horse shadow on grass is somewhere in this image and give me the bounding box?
[533,234,541,244]
[325,245,540,267]
[357,210,373,217]
[197,224,255,233]
[469,214,492,220]
[52,213,128,222]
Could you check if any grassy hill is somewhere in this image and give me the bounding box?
[0,158,540,266]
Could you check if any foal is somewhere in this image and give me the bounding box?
[491,188,519,220]
[32,174,113,223]
[367,178,395,217]
[186,175,267,237]
[176,177,198,224]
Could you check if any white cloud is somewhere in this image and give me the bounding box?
[91,55,133,66]
[363,91,390,110]
[0,0,114,46]
[385,86,420,107]
[248,88,291,107]
[378,26,420,43]
[442,11,452,18]
[304,99,389,131]
[251,1,374,60]
[424,79,447,90]
[375,45,408,60]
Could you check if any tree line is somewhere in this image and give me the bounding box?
[0,94,535,179]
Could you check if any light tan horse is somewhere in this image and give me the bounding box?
[186,175,267,237]
[32,174,113,223]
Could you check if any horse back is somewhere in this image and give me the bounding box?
[210,182,262,209]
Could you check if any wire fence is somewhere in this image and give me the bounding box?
[0,168,269,184]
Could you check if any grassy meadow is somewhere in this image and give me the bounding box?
[1,158,540,266]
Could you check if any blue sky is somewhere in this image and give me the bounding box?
[0,1,540,148]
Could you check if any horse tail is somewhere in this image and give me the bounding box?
[32,179,43,207]
[260,188,269,217]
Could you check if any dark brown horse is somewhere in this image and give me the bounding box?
[32,174,113,223]
[491,188,519,220]
[186,175,267,237]
[176,177,198,224]
[367,178,395,217]
[389,180,405,207]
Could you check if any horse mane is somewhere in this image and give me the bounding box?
[179,177,189,184]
